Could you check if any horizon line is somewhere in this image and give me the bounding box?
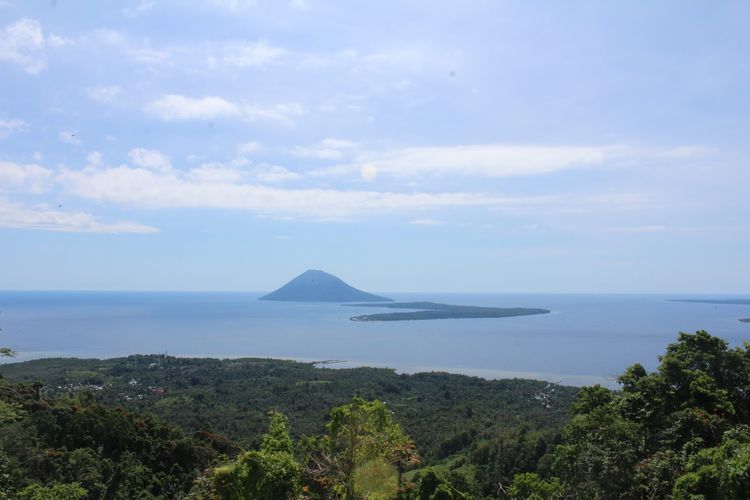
[0,289,748,296]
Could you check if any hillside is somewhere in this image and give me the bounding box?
[0,357,574,461]
[3,330,750,498]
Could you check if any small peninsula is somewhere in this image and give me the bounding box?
[259,269,392,302]
[346,301,550,321]
[669,299,750,306]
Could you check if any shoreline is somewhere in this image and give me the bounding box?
[1,350,616,388]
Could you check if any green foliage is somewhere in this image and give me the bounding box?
[415,468,467,499]
[552,330,750,499]
[552,406,643,498]
[1,355,577,499]
[570,384,613,415]
[5,329,750,498]
[507,472,562,499]
[673,426,750,499]
[0,355,577,463]
[305,396,418,499]
[326,396,409,472]
[212,450,300,500]
[0,452,12,498]
[0,379,229,499]
[262,411,295,455]
[352,458,399,500]
[209,411,300,500]
[16,482,87,500]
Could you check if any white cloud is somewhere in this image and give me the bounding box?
[187,162,246,184]
[360,164,377,182]
[293,138,357,159]
[148,94,303,124]
[0,18,46,74]
[91,29,127,46]
[129,47,170,65]
[410,219,442,226]
[320,138,356,149]
[657,146,715,158]
[79,29,171,66]
[349,144,617,178]
[123,0,156,17]
[149,95,213,119]
[128,148,171,172]
[86,85,122,103]
[251,164,300,183]
[210,0,257,10]
[238,141,263,154]
[243,102,304,123]
[56,161,541,218]
[86,151,103,166]
[46,33,72,48]
[0,161,53,193]
[0,198,158,233]
[0,118,28,138]
[58,130,80,145]
[186,159,299,184]
[149,94,238,120]
[218,41,286,68]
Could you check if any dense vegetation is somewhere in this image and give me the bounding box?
[539,330,750,499]
[2,330,750,498]
[0,379,233,498]
[0,358,574,463]
[346,302,549,321]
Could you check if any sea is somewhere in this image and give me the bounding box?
[1,292,749,388]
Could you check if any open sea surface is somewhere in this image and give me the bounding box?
[1,292,749,387]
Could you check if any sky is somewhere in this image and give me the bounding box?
[0,0,748,293]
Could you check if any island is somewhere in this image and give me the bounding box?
[740,318,750,323]
[259,269,393,302]
[668,299,750,305]
[345,301,550,321]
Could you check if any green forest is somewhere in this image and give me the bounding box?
[2,330,750,499]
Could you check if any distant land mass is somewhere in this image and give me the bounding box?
[740,318,750,323]
[346,301,550,321]
[259,269,392,302]
[669,299,750,305]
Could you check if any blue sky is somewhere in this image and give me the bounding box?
[0,0,748,293]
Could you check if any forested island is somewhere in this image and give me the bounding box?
[2,330,750,498]
[347,301,550,321]
[669,298,750,305]
[670,298,750,326]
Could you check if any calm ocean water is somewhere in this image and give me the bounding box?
[1,292,749,387]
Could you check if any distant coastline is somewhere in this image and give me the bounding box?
[668,298,750,325]
[346,301,550,321]
[668,298,750,306]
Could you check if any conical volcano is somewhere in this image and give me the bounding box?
[259,270,392,302]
